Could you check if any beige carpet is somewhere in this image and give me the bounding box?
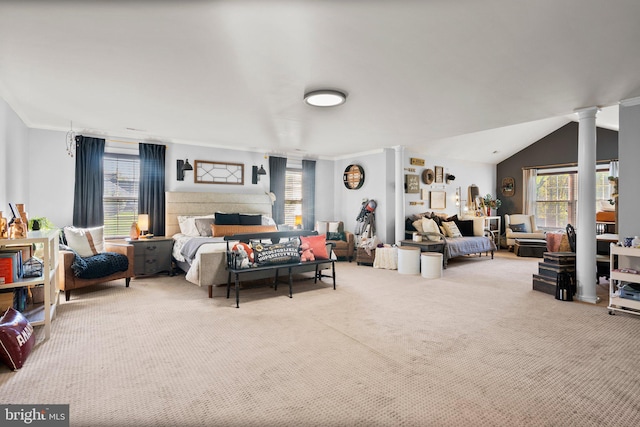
[1,250,639,426]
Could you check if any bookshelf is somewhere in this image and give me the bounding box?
[0,229,60,340]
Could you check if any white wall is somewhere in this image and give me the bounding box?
[0,97,29,218]
[403,151,496,220]
[618,100,640,238]
[26,129,74,228]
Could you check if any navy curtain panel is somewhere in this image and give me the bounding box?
[269,156,287,225]
[302,159,316,231]
[138,143,166,236]
[73,136,105,227]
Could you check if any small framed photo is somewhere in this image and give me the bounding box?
[434,166,444,183]
[430,191,446,209]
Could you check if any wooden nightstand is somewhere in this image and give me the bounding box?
[114,236,173,276]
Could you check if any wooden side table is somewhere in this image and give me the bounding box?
[114,236,173,276]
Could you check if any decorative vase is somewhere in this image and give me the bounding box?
[129,222,140,240]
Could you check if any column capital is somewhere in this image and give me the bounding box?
[393,145,405,153]
[574,106,600,120]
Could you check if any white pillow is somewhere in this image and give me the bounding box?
[64,226,104,257]
[178,214,215,237]
[261,216,276,226]
[442,221,462,238]
[421,218,442,241]
[412,219,424,233]
[328,221,341,233]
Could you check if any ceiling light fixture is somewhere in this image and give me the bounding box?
[304,89,347,107]
[65,121,76,157]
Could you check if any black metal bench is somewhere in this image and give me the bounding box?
[224,231,336,308]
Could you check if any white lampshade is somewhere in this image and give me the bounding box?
[138,214,149,232]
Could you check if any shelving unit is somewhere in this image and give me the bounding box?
[483,216,501,247]
[608,244,640,316]
[0,229,60,340]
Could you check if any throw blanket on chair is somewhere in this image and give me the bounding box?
[63,245,129,279]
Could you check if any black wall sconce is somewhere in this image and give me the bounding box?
[177,159,193,181]
[252,165,267,184]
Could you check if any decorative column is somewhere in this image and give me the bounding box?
[575,106,599,303]
[395,146,405,245]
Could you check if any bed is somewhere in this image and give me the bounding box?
[166,191,275,289]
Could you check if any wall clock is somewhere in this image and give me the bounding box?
[422,169,434,185]
[343,164,365,190]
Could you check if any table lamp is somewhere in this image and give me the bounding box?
[294,215,303,229]
[138,214,150,237]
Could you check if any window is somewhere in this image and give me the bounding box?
[284,168,302,227]
[103,153,139,237]
[535,167,611,229]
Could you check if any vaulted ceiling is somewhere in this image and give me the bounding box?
[0,1,635,163]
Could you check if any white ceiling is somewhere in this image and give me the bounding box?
[0,1,636,164]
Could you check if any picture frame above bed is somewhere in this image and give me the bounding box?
[194,160,244,185]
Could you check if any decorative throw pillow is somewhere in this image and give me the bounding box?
[412,219,425,233]
[300,235,329,260]
[421,218,442,241]
[0,307,35,370]
[63,226,104,257]
[211,224,278,238]
[253,240,300,265]
[442,221,462,238]
[239,214,262,225]
[214,212,241,225]
[510,223,527,232]
[195,218,217,237]
[326,231,346,242]
[455,219,475,237]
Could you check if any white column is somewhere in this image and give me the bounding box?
[575,107,599,303]
[394,146,405,245]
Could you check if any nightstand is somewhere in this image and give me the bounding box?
[121,236,173,276]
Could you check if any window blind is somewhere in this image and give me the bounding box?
[103,153,140,237]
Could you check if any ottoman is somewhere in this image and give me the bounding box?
[515,238,547,258]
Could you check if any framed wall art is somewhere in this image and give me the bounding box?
[405,174,420,193]
[430,191,446,209]
[194,160,244,185]
[434,166,444,183]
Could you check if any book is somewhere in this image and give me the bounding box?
[0,249,23,279]
[0,255,16,284]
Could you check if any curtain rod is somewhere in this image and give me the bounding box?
[522,159,618,170]
[76,135,166,148]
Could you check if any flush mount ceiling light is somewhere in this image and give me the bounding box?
[304,89,347,107]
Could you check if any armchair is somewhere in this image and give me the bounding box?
[315,221,355,262]
[504,214,546,249]
[58,242,134,301]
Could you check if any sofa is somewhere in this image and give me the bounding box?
[504,214,545,249]
[315,221,355,262]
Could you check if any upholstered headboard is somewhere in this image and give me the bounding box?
[165,192,273,237]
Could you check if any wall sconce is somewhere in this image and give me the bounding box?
[446,174,456,184]
[138,214,150,237]
[252,165,267,184]
[177,159,193,181]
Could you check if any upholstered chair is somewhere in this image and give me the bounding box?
[315,221,355,262]
[504,214,546,249]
